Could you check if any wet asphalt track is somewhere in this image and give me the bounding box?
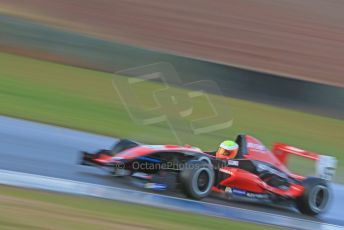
[0,116,343,226]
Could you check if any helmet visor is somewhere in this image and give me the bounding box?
[217,147,230,156]
[217,147,238,158]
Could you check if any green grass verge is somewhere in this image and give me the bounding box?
[0,52,343,181]
[0,185,280,230]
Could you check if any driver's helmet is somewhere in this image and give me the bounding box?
[216,140,239,160]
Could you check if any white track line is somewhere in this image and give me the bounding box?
[0,169,342,230]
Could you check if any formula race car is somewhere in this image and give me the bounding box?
[80,134,336,215]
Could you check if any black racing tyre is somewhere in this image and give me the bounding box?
[180,160,214,200]
[296,177,331,215]
[194,155,212,166]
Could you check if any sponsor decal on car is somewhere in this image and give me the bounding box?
[144,183,167,190]
[246,192,269,199]
[247,143,267,152]
[232,188,246,196]
[226,187,268,199]
[227,160,239,166]
[316,155,337,181]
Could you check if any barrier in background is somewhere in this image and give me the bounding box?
[1,14,342,118]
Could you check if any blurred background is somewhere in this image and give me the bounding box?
[0,0,343,229]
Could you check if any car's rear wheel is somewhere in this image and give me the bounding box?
[296,177,330,215]
[180,160,214,200]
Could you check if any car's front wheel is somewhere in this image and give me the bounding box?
[180,160,214,200]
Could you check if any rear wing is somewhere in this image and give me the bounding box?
[272,143,337,181]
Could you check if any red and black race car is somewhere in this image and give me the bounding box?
[80,134,336,215]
